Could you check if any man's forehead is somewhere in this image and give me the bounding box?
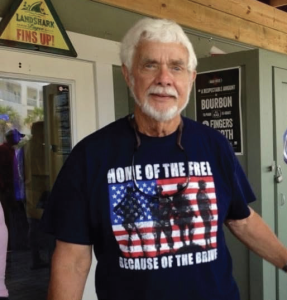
[135,40,189,62]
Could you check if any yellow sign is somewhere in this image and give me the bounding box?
[0,0,77,57]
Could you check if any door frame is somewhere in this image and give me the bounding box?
[0,48,96,144]
[273,67,287,300]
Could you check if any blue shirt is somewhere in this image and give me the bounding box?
[43,115,256,300]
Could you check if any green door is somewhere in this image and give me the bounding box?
[186,50,261,300]
[273,67,287,300]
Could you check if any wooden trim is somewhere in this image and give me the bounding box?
[270,0,287,7]
[190,0,287,33]
[92,0,287,55]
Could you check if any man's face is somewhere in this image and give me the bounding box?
[123,40,196,122]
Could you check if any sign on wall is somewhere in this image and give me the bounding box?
[0,0,77,57]
[195,67,243,155]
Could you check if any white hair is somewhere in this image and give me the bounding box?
[120,17,197,73]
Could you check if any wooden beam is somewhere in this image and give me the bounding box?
[189,0,287,33]
[270,0,287,7]
[92,0,287,55]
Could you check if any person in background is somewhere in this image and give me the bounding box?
[43,17,287,300]
[0,129,25,248]
[24,121,50,269]
[0,202,9,300]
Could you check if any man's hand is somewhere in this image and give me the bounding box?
[47,240,92,300]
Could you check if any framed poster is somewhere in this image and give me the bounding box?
[195,67,243,155]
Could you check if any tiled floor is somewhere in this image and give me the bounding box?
[6,250,50,300]
[3,204,54,300]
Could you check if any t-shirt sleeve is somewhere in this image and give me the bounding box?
[41,141,92,245]
[226,146,256,220]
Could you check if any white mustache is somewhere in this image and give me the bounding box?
[147,86,178,98]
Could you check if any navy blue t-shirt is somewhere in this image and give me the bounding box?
[43,115,256,300]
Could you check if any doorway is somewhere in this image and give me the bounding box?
[0,47,97,300]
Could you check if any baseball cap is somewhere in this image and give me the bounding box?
[5,129,25,138]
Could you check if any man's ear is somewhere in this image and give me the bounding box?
[122,64,131,87]
[190,70,197,85]
[188,70,197,91]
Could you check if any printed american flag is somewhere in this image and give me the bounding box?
[109,176,218,258]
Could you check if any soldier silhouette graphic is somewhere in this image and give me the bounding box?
[150,185,174,254]
[196,180,214,248]
[173,183,198,247]
[113,186,145,255]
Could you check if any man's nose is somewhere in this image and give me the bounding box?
[154,66,172,86]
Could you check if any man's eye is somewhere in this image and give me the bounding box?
[145,63,156,69]
[172,66,182,71]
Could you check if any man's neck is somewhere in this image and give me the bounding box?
[134,108,181,137]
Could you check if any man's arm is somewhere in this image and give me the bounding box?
[225,207,287,269]
[47,240,92,300]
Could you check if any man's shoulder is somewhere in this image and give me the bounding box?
[77,116,131,148]
[183,117,227,142]
[0,142,8,148]
[53,116,131,177]
[0,142,10,153]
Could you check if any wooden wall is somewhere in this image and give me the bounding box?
[93,0,287,55]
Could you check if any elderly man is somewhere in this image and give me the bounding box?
[43,18,287,300]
